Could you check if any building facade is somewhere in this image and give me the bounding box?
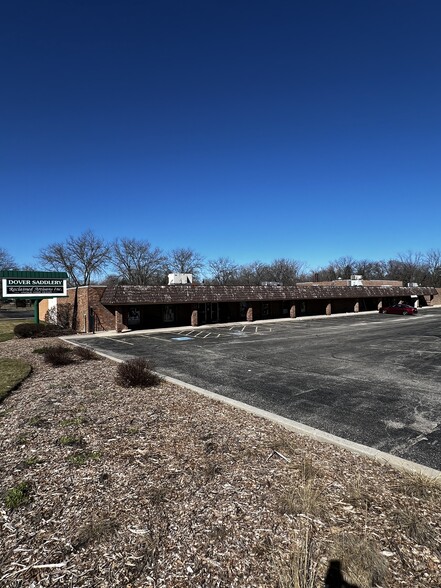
[40,282,440,333]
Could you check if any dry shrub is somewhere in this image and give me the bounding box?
[278,479,326,518]
[331,533,388,588]
[43,345,75,366]
[45,302,73,329]
[73,346,102,361]
[116,357,161,388]
[14,322,75,338]
[71,518,119,551]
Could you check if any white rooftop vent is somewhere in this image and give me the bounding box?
[407,282,418,287]
[168,273,193,285]
[261,281,282,286]
[350,274,363,286]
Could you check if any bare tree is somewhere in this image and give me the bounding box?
[386,251,428,286]
[207,257,239,285]
[112,238,167,285]
[264,258,305,285]
[0,247,17,271]
[235,261,267,285]
[37,230,111,286]
[167,247,205,281]
[424,249,441,287]
[353,259,388,280]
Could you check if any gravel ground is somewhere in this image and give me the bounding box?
[0,337,440,588]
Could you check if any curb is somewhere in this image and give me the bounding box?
[64,339,441,480]
[162,375,441,480]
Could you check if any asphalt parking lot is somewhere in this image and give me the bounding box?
[74,309,441,471]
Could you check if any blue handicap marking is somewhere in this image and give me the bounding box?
[171,336,194,341]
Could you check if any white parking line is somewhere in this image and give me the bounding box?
[137,334,173,343]
[106,338,134,346]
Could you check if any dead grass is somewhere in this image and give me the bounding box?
[330,533,388,588]
[278,479,327,518]
[276,522,321,588]
[395,470,441,500]
[394,508,441,551]
[71,518,119,551]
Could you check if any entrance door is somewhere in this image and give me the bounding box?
[199,302,219,324]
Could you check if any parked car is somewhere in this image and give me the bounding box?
[381,304,418,315]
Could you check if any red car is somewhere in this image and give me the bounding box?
[381,304,418,315]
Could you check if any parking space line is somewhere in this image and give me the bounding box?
[137,334,173,343]
[106,338,134,346]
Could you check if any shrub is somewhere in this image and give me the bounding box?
[14,323,51,338]
[14,322,75,338]
[42,345,76,366]
[115,357,161,388]
[73,346,101,361]
[44,302,73,329]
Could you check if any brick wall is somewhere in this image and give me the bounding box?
[427,289,441,306]
[55,286,116,332]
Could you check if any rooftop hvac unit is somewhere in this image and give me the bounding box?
[350,274,363,286]
[168,273,193,285]
[350,275,362,281]
[261,281,282,286]
[407,282,418,287]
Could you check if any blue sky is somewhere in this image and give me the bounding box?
[1,0,440,272]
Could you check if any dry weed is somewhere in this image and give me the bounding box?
[276,522,322,588]
[71,518,119,551]
[346,474,374,509]
[279,478,326,518]
[394,507,441,551]
[331,532,388,588]
[396,470,441,500]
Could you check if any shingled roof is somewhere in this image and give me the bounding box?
[101,284,438,306]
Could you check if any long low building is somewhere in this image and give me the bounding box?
[39,281,440,333]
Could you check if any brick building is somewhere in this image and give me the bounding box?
[40,281,440,333]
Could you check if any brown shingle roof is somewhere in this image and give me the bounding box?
[101,284,438,306]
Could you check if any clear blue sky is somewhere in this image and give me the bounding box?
[1,0,440,272]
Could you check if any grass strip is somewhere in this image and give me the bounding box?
[0,358,32,403]
[0,319,33,343]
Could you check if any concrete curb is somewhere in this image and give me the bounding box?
[162,375,441,480]
[63,339,441,480]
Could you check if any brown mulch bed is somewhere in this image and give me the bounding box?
[0,338,440,587]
